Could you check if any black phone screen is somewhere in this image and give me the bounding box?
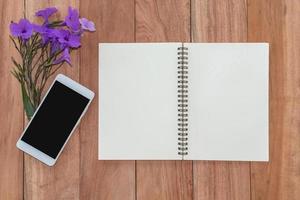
[21,81,89,159]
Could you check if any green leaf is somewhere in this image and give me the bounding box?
[48,20,64,27]
[21,83,35,119]
[11,57,23,72]
[10,35,21,54]
[11,69,21,82]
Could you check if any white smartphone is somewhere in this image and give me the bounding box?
[16,74,94,166]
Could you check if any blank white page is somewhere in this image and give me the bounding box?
[99,43,180,160]
[186,43,269,161]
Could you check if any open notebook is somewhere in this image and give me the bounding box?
[99,43,269,161]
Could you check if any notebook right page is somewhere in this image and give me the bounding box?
[186,43,269,161]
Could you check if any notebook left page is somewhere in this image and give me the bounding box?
[99,43,180,160]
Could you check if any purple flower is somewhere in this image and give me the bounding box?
[56,29,81,48]
[32,24,47,38]
[32,24,54,44]
[65,7,80,32]
[79,18,95,32]
[50,40,62,55]
[32,24,45,33]
[36,7,57,23]
[53,48,71,65]
[10,19,33,40]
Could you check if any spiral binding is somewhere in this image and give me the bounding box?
[177,44,188,158]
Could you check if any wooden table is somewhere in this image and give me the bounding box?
[0,0,299,199]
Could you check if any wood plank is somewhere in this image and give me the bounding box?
[248,0,300,199]
[192,0,247,42]
[79,0,135,199]
[137,161,193,200]
[135,0,192,200]
[191,0,250,199]
[0,1,24,199]
[24,1,80,199]
[135,0,190,42]
[194,161,250,200]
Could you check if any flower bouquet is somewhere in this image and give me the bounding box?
[10,7,95,119]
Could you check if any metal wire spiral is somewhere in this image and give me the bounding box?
[177,45,188,158]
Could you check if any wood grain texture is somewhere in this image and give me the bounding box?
[192,0,247,42]
[191,0,251,200]
[248,0,300,199]
[24,1,80,200]
[194,161,250,200]
[137,161,193,200]
[80,0,135,199]
[135,0,190,42]
[135,0,192,200]
[0,1,24,199]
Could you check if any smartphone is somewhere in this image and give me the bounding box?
[16,74,94,166]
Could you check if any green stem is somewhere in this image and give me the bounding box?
[33,49,63,86]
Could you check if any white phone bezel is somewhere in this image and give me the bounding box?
[16,74,94,166]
